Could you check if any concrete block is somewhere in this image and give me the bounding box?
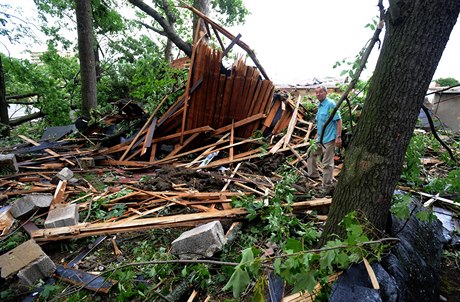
[17,255,56,285]
[57,167,74,181]
[0,154,19,174]
[44,203,78,228]
[171,221,226,260]
[0,240,55,284]
[10,194,53,218]
[77,157,95,170]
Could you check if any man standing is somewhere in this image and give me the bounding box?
[307,85,342,186]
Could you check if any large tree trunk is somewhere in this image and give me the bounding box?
[0,56,10,137]
[76,0,97,118]
[193,0,210,40]
[322,0,460,241]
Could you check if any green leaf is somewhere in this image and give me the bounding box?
[240,248,254,265]
[335,252,351,268]
[340,69,348,76]
[274,258,282,275]
[319,250,336,273]
[222,267,251,298]
[285,238,303,253]
[292,271,316,293]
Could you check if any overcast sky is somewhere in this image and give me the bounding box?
[232,0,460,84]
[2,0,460,85]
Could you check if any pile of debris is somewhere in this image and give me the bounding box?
[0,11,333,300]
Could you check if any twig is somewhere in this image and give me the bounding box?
[421,104,457,163]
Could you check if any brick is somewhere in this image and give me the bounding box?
[10,194,53,218]
[171,221,226,260]
[44,203,79,228]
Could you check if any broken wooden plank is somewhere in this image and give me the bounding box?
[51,180,67,209]
[212,113,266,136]
[181,26,204,144]
[283,95,302,149]
[164,133,200,160]
[18,135,75,166]
[141,117,158,156]
[31,208,248,241]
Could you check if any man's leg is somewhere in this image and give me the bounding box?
[322,141,336,185]
[307,144,323,178]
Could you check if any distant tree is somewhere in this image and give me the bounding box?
[0,56,9,136]
[128,0,249,60]
[322,0,460,240]
[434,77,460,87]
[75,0,97,118]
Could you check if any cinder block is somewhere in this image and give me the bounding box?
[171,221,226,260]
[77,157,95,170]
[10,194,53,218]
[0,154,19,174]
[0,240,56,284]
[44,203,78,228]
[57,167,74,181]
[17,255,56,285]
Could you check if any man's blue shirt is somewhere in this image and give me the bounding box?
[316,97,341,143]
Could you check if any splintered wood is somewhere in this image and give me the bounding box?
[0,13,326,243]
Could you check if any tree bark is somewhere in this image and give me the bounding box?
[9,111,45,126]
[321,0,460,241]
[193,0,210,41]
[76,0,98,118]
[0,56,10,136]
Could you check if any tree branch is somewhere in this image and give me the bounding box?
[319,0,385,145]
[6,93,38,100]
[135,20,166,36]
[9,111,45,126]
[128,0,192,57]
[162,0,177,24]
[421,104,457,163]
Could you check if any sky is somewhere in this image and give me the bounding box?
[2,0,460,85]
[231,0,460,84]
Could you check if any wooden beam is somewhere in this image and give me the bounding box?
[141,117,158,156]
[222,33,242,58]
[212,113,265,136]
[31,208,248,241]
[181,24,203,144]
[18,135,75,166]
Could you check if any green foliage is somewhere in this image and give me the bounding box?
[211,0,249,26]
[2,47,77,127]
[401,134,427,186]
[434,77,460,87]
[0,4,39,45]
[129,53,187,114]
[39,283,59,300]
[223,212,389,299]
[391,193,412,219]
[391,193,436,222]
[425,169,460,201]
[0,232,28,254]
[232,170,315,243]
